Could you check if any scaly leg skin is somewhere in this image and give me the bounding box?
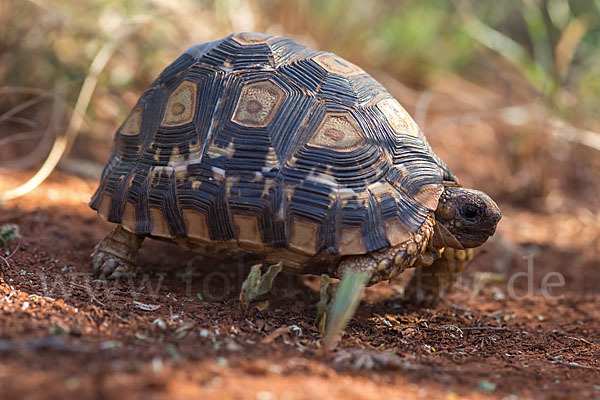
[403,247,474,307]
[239,263,283,318]
[91,226,144,279]
[322,242,420,349]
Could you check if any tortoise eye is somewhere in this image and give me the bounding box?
[460,204,479,221]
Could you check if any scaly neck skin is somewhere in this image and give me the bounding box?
[433,186,501,249]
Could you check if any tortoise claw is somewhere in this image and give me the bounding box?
[91,226,142,280]
[404,248,473,307]
[91,247,135,279]
[322,270,370,350]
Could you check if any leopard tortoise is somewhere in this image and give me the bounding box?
[90,32,501,346]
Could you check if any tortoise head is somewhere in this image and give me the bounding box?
[433,185,501,249]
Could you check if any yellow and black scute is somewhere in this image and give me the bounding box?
[90,32,452,269]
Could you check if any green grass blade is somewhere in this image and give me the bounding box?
[323,270,370,350]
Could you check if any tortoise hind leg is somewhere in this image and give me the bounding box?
[404,248,473,307]
[91,226,144,279]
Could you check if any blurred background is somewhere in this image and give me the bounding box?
[1,0,599,271]
[1,2,599,397]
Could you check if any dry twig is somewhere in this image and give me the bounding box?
[69,282,106,307]
[555,361,600,371]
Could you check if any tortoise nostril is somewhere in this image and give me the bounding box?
[490,209,502,224]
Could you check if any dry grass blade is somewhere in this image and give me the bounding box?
[0,87,62,170]
[0,131,42,147]
[1,117,37,128]
[549,119,600,152]
[0,87,48,96]
[426,100,600,152]
[0,20,147,202]
[0,89,55,126]
[414,89,435,128]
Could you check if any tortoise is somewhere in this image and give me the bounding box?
[90,32,501,346]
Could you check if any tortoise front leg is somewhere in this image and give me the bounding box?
[322,243,416,349]
[404,247,474,307]
[91,226,144,279]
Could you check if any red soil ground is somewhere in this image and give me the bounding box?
[0,167,598,400]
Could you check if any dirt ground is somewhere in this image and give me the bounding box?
[0,168,598,400]
[1,81,600,399]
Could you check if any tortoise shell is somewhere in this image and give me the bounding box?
[90,32,456,272]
